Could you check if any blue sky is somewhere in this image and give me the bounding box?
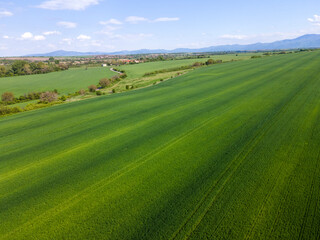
[1,0,320,56]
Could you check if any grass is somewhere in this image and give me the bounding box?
[0,67,115,96]
[111,53,259,92]
[0,54,254,99]
[9,100,39,108]
[118,53,257,80]
[0,51,319,239]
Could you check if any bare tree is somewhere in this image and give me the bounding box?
[1,92,15,102]
[99,78,110,88]
[88,85,97,92]
[40,91,58,103]
[78,89,86,95]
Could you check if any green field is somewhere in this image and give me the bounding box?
[111,53,258,92]
[0,54,255,98]
[0,51,319,239]
[118,53,256,80]
[0,67,115,96]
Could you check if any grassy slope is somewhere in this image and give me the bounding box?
[0,67,115,96]
[0,52,319,239]
[118,53,255,80]
[112,53,257,91]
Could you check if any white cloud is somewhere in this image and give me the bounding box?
[124,16,180,24]
[0,10,13,17]
[21,32,34,40]
[34,35,46,41]
[43,30,61,35]
[77,34,91,40]
[308,14,320,23]
[219,34,248,40]
[37,0,99,10]
[57,21,77,28]
[308,15,320,26]
[154,17,179,22]
[62,38,72,45]
[3,35,9,39]
[125,16,148,24]
[19,32,47,41]
[99,18,122,25]
[99,25,121,33]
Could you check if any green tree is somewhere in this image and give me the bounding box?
[206,59,214,65]
[23,64,32,75]
[0,65,6,77]
[11,60,28,75]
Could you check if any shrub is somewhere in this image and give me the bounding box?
[99,78,110,88]
[206,59,214,65]
[27,92,41,100]
[126,85,130,90]
[1,92,14,102]
[78,89,86,95]
[0,105,11,115]
[88,85,97,92]
[112,89,116,93]
[11,106,23,113]
[120,73,127,79]
[96,91,102,96]
[40,91,58,103]
[193,62,203,67]
[205,59,222,65]
[111,75,120,82]
[60,95,67,101]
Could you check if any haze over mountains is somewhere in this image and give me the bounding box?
[27,34,320,57]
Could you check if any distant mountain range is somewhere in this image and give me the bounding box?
[26,34,320,57]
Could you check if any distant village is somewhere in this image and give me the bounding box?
[0,52,212,68]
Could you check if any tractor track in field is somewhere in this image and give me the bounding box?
[0,54,294,188]
[266,83,320,240]
[5,62,291,236]
[2,102,238,239]
[297,104,320,239]
[245,78,319,240]
[298,150,320,240]
[0,64,269,185]
[243,165,284,240]
[170,55,316,240]
[2,52,320,240]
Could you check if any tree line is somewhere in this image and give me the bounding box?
[0,60,68,77]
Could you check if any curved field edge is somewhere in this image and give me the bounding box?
[0,51,319,239]
[0,67,116,96]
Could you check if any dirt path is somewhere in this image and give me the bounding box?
[110,68,122,74]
